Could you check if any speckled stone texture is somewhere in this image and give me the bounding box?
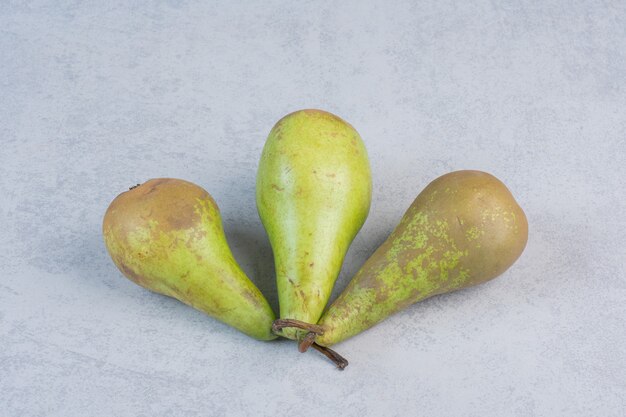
[1,1,625,416]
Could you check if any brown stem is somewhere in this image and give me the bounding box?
[271,319,325,335]
[311,343,349,370]
[298,332,317,353]
[272,319,347,369]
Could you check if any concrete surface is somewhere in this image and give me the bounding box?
[1,1,625,416]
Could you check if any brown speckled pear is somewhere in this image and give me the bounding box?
[312,171,528,347]
[102,178,276,341]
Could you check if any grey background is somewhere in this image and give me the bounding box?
[1,1,625,416]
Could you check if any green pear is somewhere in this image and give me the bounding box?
[256,109,372,340]
[290,171,528,352]
[103,178,276,341]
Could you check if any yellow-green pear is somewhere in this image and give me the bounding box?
[256,110,372,340]
[103,178,276,340]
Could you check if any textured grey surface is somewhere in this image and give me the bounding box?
[1,1,625,416]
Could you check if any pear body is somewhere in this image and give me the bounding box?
[256,110,372,340]
[316,171,528,346]
[103,178,276,341]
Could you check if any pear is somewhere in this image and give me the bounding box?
[103,178,276,341]
[279,170,527,362]
[256,109,372,340]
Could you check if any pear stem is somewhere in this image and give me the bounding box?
[271,318,325,335]
[272,319,348,369]
[311,343,349,370]
[298,332,317,352]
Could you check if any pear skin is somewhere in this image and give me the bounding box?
[314,170,528,346]
[256,110,372,340]
[103,178,276,341]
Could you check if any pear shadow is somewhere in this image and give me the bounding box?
[200,161,279,314]
[89,228,124,285]
[148,289,275,344]
[224,223,278,314]
[328,224,393,306]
